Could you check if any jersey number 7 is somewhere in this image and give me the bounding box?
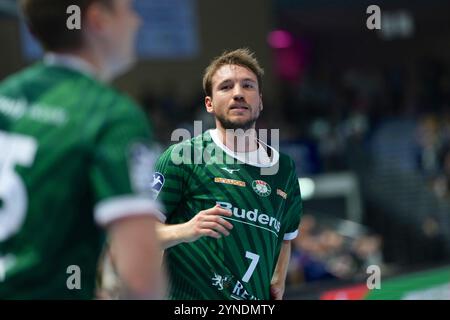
[242,251,260,283]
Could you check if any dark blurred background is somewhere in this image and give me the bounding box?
[1,0,449,299]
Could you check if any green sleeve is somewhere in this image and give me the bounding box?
[282,159,303,240]
[154,142,192,218]
[153,143,191,220]
[90,98,163,225]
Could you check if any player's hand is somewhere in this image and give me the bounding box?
[182,204,233,243]
[270,283,285,300]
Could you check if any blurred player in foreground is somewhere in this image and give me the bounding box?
[153,49,303,300]
[0,0,164,299]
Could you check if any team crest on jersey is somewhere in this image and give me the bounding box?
[151,172,165,198]
[211,272,234,291]
[252,180,271,197]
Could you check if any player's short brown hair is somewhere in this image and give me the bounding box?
[20,0,113,51]
[202,48,264,97]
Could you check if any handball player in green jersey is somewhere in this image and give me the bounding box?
[0,0,165,299]
[154,49,303,300]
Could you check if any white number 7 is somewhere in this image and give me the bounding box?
[242,251,260,283]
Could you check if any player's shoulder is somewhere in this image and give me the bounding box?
[171,130,211,150]
[0,63,44,94]
[278,151,295,165]
[101,85,137,108]
[157,131,209,165]
[277,151,297,172]
[0,63,114,105]
[85,79,140,113]
[72,76,147,127]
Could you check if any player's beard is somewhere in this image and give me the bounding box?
[215,110,259,131]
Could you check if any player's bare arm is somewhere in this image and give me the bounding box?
[156,205,234,250]
[108,215,166,299]
[270,240,292,300]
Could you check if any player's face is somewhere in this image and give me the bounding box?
[101,0,141,78]
[205,64,263,131]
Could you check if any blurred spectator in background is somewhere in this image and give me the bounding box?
[432,144,450,199]
[287,214,383,287]
[416,114,444,178]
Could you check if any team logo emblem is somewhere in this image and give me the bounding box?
[151,172,165,197]
[252,180,271,197]
[221,167,240,174]
[211,272,234,291]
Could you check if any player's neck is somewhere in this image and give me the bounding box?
[52,49,102,79]
[61,48,118,82]
[215,126,259,153]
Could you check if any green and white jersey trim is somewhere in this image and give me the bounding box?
[94,195,166,226]
[209,129,280,168]
[283,230,299,240]
[44,53,97,79]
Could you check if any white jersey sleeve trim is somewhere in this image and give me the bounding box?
[283,230,299,241]
[94,195,166,226]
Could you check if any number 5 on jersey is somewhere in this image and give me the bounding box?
[0,131,37,242]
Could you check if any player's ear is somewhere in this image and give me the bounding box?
[259,94,263,112]
[205,96,214,114]
[85,1,112,35]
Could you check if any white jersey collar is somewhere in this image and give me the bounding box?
[43,53,97,79]
[209,129,279,168]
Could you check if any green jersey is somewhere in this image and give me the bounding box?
[154,129,302,300]
[0,60,160,299]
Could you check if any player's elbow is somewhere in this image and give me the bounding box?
[121,270,164,299]
[107,215,166,299]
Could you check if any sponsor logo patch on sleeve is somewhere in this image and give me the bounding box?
[276,188,287,199]
[214,177,246,187]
